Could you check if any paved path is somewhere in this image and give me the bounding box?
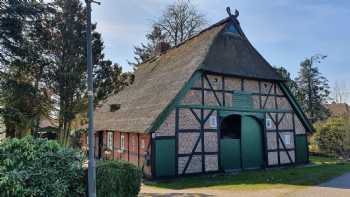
[140,173,350,197]
[286,173,350,197]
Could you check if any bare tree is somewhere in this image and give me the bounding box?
[333,81,349,103]
[156,0,207,46]
[130,0,206,66]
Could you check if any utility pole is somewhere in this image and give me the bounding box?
[85,0,100,196]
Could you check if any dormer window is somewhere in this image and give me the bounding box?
[110,104,121,112]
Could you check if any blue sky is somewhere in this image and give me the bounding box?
[92,0,350,103]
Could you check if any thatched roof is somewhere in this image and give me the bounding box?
[94,17,282,133]
[94,20,226,133]
[201,19,282,80]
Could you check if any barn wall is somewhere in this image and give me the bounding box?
[176,73,305,172]
[151,72,308,177]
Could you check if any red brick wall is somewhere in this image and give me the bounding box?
[81,131,152,177]
[113,131,121,159]
[128,133,138,166]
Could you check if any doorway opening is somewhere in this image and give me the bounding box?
[220,114,241,139]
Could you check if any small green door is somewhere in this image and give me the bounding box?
[241,116,263,169]
[220,139,241,170]
[295,135,308,164]
[154,139,175,177]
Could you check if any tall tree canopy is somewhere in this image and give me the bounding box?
[274,66,301,102]
[0,0,52,137]
[295,54,330,123]
[0,0,131,143]
[131,0,206,66]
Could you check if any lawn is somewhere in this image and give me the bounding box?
[145,156,350,190]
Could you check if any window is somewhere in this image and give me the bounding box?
[266,118,273,129]
[110,104,121,112]
[120,134,125,150]
[283,134,291,145]
[209,116,217,128]
[107,132,113,150]
[140,139,145,149]
[223,23,241,38]
[226,23,238,34]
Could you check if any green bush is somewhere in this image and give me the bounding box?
[314,117,350,159]
[94,160,142,197]
[0,136,84,197]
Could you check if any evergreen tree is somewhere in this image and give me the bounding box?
[295,55,330,123]
[0,0,52,137]
[131,26,166,66]
[274,66,301,102]
[48,0,131,145]
[94,60,133,103]
[0,0,131,142]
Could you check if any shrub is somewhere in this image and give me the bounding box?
[0,136,84,197]
[94,160,142,197]
[313,117,350,159]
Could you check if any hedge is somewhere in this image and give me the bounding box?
[0,136,84,197]
[93,160,142,197]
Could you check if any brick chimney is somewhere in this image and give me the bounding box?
[154,41,170,55]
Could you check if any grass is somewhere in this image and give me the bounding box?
[145,156,350,190]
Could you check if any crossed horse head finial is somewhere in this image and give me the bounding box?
[226,7,239,19]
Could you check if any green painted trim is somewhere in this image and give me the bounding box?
[277,82,314,132]
[218,110,264,119]
[177,104,292,114]
[146,71,202,133]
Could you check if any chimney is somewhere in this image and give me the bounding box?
[154,41,170,55]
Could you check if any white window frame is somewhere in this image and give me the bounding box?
[120,134,125,151]
[107,132,113,150]
[283,134,291,145]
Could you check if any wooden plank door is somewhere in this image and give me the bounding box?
[241,116,264,169]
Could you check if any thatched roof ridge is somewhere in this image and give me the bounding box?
[93,22,226,132]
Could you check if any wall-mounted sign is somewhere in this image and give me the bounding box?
[209,116,217,128]
[266,118,273,129]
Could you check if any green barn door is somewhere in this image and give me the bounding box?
[220,139,241,170]
[241,116,263,169]
[295,135,308,164]
[154,139,175,177]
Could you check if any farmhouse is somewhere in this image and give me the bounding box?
[82,9,312,179]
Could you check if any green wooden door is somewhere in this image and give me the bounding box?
[241,116,263,169]
[154,139,175,177]
[295,135,308,164]
[220,139,241,170]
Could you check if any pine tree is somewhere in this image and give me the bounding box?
[295,55,330,123]
[48,0,132,145]
[0,0,131,141]
[0,0,52,137]
[94,60,133,103]
[274,66,301,102]
[131,26,166,66]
